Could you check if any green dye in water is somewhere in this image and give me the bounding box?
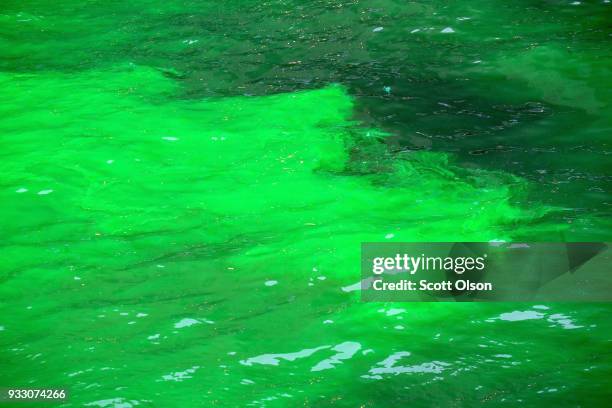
[1,0,611,406]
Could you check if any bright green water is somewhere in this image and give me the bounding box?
[0,1,610,407]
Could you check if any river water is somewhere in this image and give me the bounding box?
[0,1,610,406]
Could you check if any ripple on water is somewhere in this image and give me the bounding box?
[362,351,451,379]
[486,307,583,329]
[159,366,200,382]
[85,398,147,407]
[240,346,330,367]
[310,342,361,372]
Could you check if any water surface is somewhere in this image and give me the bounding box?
[0,1,610,406]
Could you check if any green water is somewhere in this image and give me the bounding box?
[0,1,610,407]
